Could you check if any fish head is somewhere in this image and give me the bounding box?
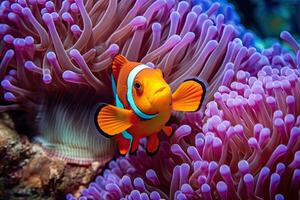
[132,68,172,114]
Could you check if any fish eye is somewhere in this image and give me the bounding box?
[134,82,142,90]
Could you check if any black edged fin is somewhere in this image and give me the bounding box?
[172,78,207,112]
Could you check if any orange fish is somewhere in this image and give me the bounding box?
[95,55,206,155]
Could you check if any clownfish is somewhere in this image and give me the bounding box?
[95,55,206,155]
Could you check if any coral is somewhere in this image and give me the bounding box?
[71,31,300,199]
[0,0,257,165]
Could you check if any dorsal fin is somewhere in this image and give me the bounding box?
[112,54,128,80]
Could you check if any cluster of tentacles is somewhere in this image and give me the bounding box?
[0,0,252,165]
[1,0,300,199]
[70,33,300,199]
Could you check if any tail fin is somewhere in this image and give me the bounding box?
[112,54,128,80]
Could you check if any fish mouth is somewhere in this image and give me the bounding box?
[154,86,166,94]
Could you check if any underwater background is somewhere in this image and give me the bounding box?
[0,0,300,199]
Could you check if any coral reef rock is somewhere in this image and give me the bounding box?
[0,114,103,200]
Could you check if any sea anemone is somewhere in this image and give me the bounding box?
[0,0,254,165]
[71,31,300,199]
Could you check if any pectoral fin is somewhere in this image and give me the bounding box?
[95,103,134,136]
[172,78,206,112]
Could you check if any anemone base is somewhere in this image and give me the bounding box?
[35,91,116,166]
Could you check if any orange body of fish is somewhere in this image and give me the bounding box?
[95,55,206,155]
